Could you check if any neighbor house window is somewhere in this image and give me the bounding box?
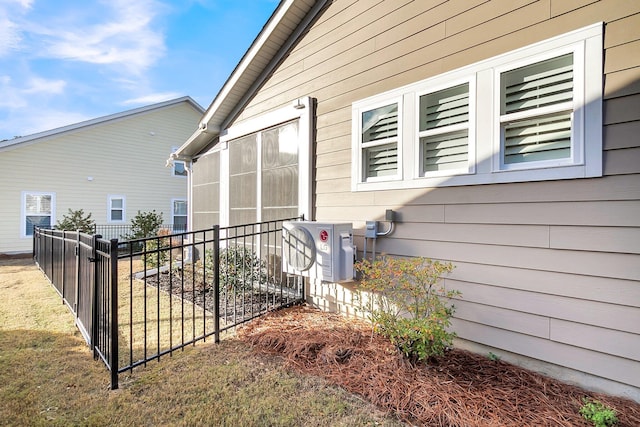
[22,192,55,237]
[351,23,602,191]
[172,146,187,177]
[173,160,187,176]
[172,199,187,232]
[108,195,125,222]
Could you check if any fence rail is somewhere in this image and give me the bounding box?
[94,223,187,241]
[34,217,304,389]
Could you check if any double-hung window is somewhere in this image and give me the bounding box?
[172,199,187,232]
[498,53,577,168]
[355,99,402,182]
[351,23,602,191]
[418,80,474,176]
[108,195,125,222]
[22,192,55,237]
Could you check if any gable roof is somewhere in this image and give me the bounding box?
[0,96,204,153]
[175,0,328,159]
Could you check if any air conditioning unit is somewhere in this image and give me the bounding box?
[282,221,355,282]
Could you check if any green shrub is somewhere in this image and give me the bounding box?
[55,209,95,233]
[220,245,267,291]
[178,245,268,294]
[355,256,459,363]
[125,210,164,240]
[580,398,618,427]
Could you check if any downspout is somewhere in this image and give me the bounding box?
[166,152,194,262]
[185,159,193,263]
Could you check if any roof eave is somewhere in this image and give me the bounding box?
[0,96,204,153]
[176,0,327,158]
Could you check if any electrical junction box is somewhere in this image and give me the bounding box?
[365,221,378,238]
[282,221,355,282]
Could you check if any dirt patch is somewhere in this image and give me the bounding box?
[239,305,640,427]
[144,270,299,323]
[0,252,32,260]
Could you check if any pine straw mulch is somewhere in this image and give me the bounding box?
[238,305,640,427]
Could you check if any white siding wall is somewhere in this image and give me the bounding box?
[0,102,200,254]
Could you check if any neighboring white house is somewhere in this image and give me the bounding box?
[0,96,203,255]
[173,0,640,401]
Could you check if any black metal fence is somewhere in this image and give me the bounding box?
[34,217,304,389]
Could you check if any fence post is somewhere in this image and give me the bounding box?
[91,234,99,353]
[110,238,119,390]
[62,231,66,307]
[213,225,220,344]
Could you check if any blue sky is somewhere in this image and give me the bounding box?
[0,0,279,141]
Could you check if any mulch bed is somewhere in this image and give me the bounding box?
[239,305,640,426]
[144,271,294,323]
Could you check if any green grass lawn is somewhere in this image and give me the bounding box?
[0,258,403,426]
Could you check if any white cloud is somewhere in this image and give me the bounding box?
[121,92,184,105]
[0,16,21,56]
[2,0,35,8]
[23,77,66,94]
[39,0,167,75]
[0,75,27,108]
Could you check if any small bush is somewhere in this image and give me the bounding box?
[176,246,268,294]
[143,228,172,269]
[125,210,164,241]
[355,256,459,363]
[56,209,95,233]
[219,245,267,292]
[580,398,618,427]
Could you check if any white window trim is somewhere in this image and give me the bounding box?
[107,195,126,223]
[351,22,602,192]
[21,191,56,239]
[218,96,313,225]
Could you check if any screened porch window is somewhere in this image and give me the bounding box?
[228,121,300,226]
[499,54,574,167]
[229,134,258,226]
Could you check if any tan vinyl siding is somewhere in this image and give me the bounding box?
[0,102,200,254]
[214,0,640,399]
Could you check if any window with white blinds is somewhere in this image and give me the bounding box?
[419,83,471,174]
[500,54,574,166]
[23,192,54,237]
[351,23,601,191]
[360,103,399,180]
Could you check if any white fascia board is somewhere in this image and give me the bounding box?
[198,0,296,131]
